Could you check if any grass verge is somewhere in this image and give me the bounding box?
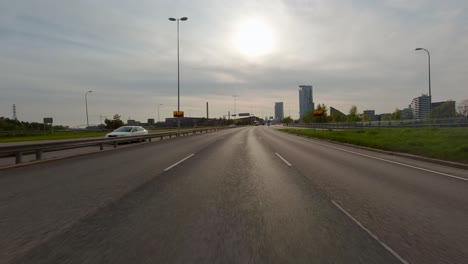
[280,128,468,164]
[0,132,107,143]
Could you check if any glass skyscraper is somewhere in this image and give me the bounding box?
[275,102,284,121]
[299,85,314,119]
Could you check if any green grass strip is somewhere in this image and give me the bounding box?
[280,128,468,164]
[0,132,107,143]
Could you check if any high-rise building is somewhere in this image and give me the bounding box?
[299,85,314,119]
[275,102,284,121]
[410,94,431,119]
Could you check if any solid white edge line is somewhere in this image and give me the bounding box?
[163,154,195,172]
[331,200,410,264]
[311,140,468,182]
[275,153,292,167]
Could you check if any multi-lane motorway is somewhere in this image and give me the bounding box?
[1,126,467,263]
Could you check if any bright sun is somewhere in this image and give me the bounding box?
[233,20,275,57]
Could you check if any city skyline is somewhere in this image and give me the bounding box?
[1,1,467,126]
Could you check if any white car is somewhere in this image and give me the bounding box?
[105,126,148,138]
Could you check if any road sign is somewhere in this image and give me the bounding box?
[238,113,250,117]
[173,111,184,118]
[43,117,53,124]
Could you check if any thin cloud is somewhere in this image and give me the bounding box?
[0,0,467,125]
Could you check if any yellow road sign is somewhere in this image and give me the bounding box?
[173,111,184,117]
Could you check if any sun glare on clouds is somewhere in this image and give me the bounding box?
[232,19,275,57]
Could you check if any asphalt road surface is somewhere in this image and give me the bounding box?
[0,126,467,264]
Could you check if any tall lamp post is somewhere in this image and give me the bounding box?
[158,104,163,123]
[232,95,238,119]
[85,90,92,127]
[169,16,188,129]
[415,48,432,116]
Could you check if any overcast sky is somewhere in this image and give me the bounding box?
[1,0,467,126]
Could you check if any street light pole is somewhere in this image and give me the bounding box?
[169,16,188,129]
[415,48,432,116]
[232,95,238,119]
[85,90,92,128]
[158,104,163,123]
[415,48,431,98]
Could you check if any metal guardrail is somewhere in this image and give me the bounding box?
[0,127,227,164]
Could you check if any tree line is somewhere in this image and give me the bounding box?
[0,117,68,131]
[281,100,467,124]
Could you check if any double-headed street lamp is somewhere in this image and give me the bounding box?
[169,16,188,129]
[85,90,92,127]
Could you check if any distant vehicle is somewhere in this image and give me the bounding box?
[105,126,148,138]
[228,124,236,128]
[253,121,259,126]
